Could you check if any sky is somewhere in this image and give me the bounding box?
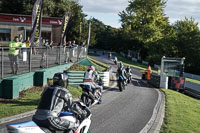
[79,0,200,28]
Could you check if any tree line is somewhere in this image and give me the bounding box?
[91,0,200,75]
[0,0,200,75]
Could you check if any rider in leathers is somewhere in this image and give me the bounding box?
[32,72,79,132]
[126,66,132,76]
[117,62,128,85]
[83,66,102,100]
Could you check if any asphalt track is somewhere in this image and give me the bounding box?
[0,53,159,133]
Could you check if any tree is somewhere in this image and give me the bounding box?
[119,0,170,59]
[173,18,200,74]
[0,0,86,44]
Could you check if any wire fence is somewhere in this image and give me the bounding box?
[0,45,88,79]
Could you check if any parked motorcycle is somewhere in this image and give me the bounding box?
[118,75,126,91]
[7,102,91,133]
[80,83,103,108]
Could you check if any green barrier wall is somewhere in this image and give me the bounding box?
[2,72,34,99]
[34,63,73,86]
[0,63,73,99]
[76,57,93,66]
[0,80,3,98]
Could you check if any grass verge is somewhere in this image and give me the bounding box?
[161,89,200,133]
[114,53,158,73]
[0,86,82,119]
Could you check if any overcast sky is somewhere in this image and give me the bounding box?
[79,0,200,28]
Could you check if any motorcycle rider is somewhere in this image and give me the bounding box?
[32,72,79,132]
[83,66,102,99]
[114,56,118,65]
[126,66,132,76]
[117,61,128,85]
[126,66,132,82]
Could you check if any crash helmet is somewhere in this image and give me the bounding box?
[88,65,95,71]
[53,72,69,88]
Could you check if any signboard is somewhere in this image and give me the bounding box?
[0,14,62,25]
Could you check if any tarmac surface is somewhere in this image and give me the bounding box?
[0,51,165,133]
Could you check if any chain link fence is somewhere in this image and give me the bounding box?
[0,45,88,79]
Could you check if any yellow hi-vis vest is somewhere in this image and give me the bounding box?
[8,41,26,56]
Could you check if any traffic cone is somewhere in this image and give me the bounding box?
[147,66,151,72]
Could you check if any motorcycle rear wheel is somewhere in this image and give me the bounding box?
[81,94,92,107]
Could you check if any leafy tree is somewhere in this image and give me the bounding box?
[0,0,85,44]
[173,18,200,74]
[119,0,170,59]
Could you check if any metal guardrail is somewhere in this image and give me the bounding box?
[0,45,88,79]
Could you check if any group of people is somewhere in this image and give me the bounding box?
[8,34,88,74]
[32,65,101,132]
[55,40,77,64]
[8,34,53,72]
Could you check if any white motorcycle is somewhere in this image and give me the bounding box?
[7,102,91,133]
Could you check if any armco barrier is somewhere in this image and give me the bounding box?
[64,71,110,87]
[150,74,160,88]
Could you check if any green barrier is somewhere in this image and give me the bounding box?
[2,72,34,99]
[34,63,73,86]
[76,58,93,66]
[0,80,2,98]
[0,63,73,99]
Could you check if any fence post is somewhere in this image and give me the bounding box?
[29,47,32,72]
[1,48,4,79]
[46,47,48,68]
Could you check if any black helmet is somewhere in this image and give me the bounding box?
[53,72,68,88]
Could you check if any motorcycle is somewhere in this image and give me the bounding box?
[127,73,132,84]
[80,83,103,108]
[113,59,117,65]
[118,75,126,91]
[7,102,91,133]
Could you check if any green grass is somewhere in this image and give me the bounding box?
[0,86,82,119]
[186,78,200,84]
[114,53,158,73]
[0,87,43,119]
[161,89,200,133]
[68,86,82,98]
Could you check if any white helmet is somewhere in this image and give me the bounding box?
[88,65,95,71]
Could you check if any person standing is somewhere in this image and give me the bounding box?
[64,41,71,63]
[40,39,51,68]
[8,36,26,74]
